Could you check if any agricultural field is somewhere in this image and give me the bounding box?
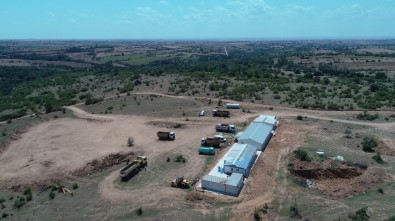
[0,40,394,220]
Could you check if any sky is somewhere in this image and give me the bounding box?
[1,0,395,40]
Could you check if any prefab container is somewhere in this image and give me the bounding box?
[226,103,241,109]
[198,147,215,155]
[201,173,244,196]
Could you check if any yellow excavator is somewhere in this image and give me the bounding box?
[170,176,190,189]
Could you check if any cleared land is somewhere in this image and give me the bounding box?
[0,94,394,220]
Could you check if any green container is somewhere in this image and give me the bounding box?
[198,146,215,155]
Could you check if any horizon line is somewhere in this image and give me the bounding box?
[1,37,395,42]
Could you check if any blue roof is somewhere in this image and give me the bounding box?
[226,173,243,186]
[224,143,256,170]
[238,119,274,145]
[253,115,277,125]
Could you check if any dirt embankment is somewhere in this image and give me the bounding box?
[73,151,134,177]
[377,139,395,156]
[289,159,390,198]
[290,160,363,180]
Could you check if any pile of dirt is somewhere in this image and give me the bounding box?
[376,139,395,156]
[290,159,363,180]
[185,192,215,204]
[73,151,134,177]
[146,121,187,129]
[291,167,362,180]
[315,167,390,198]
[289,159,390,197]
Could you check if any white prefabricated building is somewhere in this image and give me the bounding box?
[201,173,244,196]
[223,143,257,177]
[238,115,277,151]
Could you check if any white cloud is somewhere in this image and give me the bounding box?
[48,11,56,17]
[286,5,313,14]
[160,0,169,5]
[68,18,77,24]
[136,7,159,20]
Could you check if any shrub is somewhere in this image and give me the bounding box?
[262,203,269,214]
[386,215,395,221]
[296,115,303,120]
[362,137,378,152]
[348,207,369,221]
[72,183,79,190]
[0,198,4,204]
[13,198,25,209]
[290,203,302,219]
[372,153,385,164]
[2,213,9,218]
[127,136,134,147]
[349,162,368,170]
[1,203,5,209]
[294,149,310,161]
[166,157,170,162]
[23,187,31,195]
[254,208,261,221]
[345,128,352,138]
[377,188,384,194]
[26,193,32,202]
[49,191,55,200]
[357,111,379,121]
[135,207,143,216]
[174,155,186,163]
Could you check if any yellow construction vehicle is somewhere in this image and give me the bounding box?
[170,176,190,189]
[120,156,147,181]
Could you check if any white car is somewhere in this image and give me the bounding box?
[198,110,205,117]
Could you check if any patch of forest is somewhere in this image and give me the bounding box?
[0,42,394,121]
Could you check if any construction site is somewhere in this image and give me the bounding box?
[0,94,394,220]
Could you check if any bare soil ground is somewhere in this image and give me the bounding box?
[232,119,310,221]
[290,159,390,198]
[0,93,394,220]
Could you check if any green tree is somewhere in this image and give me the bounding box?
[362,137,377,152]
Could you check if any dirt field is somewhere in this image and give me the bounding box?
[0,94,394,220]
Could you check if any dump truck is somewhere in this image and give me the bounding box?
[157,131,175,141]
[120,156,147,180]
[226,103,241,109]
[215,124,236,133]
[201,137,222,148]
[198,146,215,155]
[170,176,190,188]
[212,109,230,118]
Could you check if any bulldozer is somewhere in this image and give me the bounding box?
[170,176,190,189]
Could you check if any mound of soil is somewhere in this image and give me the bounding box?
[290,159,363,180]
[289,159,390,197]
[146,121,187,129]
[291,168,362,180]
[73,151,134,177]
[376,140,395,156]
[186,192,215,204]
[316,167,389,198]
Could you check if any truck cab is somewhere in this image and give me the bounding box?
[136,156,148,165]
[214,134,227,142]
[168,132,175,140]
